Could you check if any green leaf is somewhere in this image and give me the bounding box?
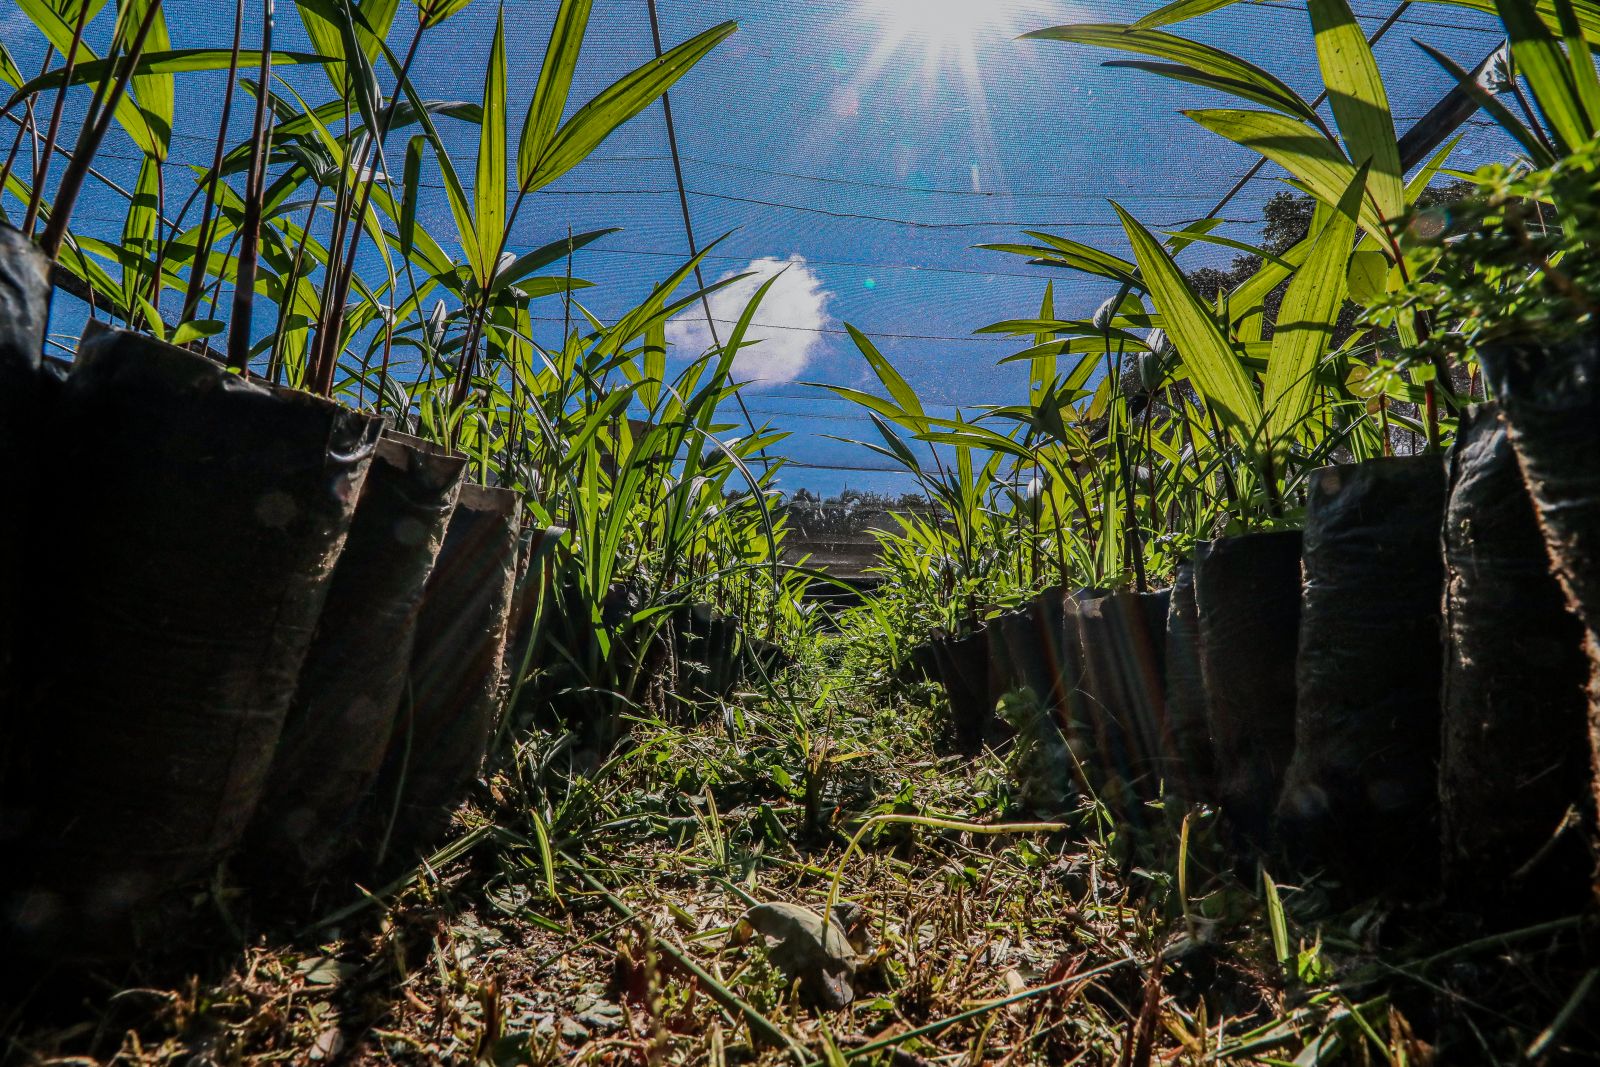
[1418,0,1600,42]
[638,317,665,411]
[1414,40,1558,166]
[1184,108,1389,236]
[1496,0,1592,151]
[522,20,735,194]
[1025,24,1322,126]
[1262,870,1292,971]
[295,0,400,95]
[1133,0,1249,28]
[1345,248,1388,305]
[12,0,158,156]
[1554,0,1600,129]
[845,323,927,426]
[399,134,423,259]
[1100,60,1328,129]
[476,6,508,284]
[120,153,160,298]
[6,49,329,105]
[415,0,472,29]
[1308,0,1405,223]
[1404,131,1463,203]
[490,227,619,295]
[118,0,174,160]
[1113,201,1262,438]
[1264,164,1364,459]
[0,40,26,91]
[996,334,1153,364]
[518,0,592,191]
[295,0,350,92]
[330,0,384,152]
[218,95,479,176]
[981,231,1142,286]
[1030,282,1055,408]
[1157,228,1295,270]
[814,385,910,429]
[370,31,480,289]
[715,270,783,382]
[173,318,224,345]
[135,295,166,340]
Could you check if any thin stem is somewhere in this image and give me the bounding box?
[143,160,169,316]
[181,0,245,324]
[24,4,93,235]
[645,0,770,474]
[375,311,395,415]
[0,48,54,200]
[227,0,274,372]
[39,0,163,260]
[269,181,324,384]
[311,18,425,396]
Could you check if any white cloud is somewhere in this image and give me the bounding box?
[666,255,832,387]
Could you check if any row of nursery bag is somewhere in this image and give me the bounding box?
[916,387,1598,916]
[0,229,529,965]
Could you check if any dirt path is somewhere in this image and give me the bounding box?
[6,675,1596,1065]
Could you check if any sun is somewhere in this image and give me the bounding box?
[843,0,1054,190]
[860,0,1052,74]
[863,0,1002,55]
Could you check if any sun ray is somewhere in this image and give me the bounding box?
[788,1,1060,194]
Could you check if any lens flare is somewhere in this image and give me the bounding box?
[859,0,1054,78]
[846,0,1056,188]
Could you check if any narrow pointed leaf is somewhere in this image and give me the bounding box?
[1025,24,1320,125]
[1414,40,1558,166]
[117,0,174,159]
[491,227,619,295]
[0,41,25,90]
[1405,131,1463,202]
[1113,201,1262,436]
[1424,0,1600,42]
[1101,60,1329,127]
[7,49,329,104]
[476,7,507,283]
[985,230,1143,286]
[1031,282,1055,408]
[399,134,423,258]
[416,0,472,29]
[1265,164,1364,456]
[1133,0,1249,27]
[1496,0,1591,150]
[13,0,157,154]
[295,0,400,94]
[1184,108,1390,235]
[1309,0,1405,223]
[845,323,926,424]
[1554,0,1600,128]
[523,20,735,194]
[518,0,592,190]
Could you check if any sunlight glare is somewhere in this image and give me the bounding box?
[848,0,1055,192]
[864,0,998,52]
[861,0,1054,67]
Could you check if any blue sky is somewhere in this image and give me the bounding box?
[4,0,1515,495]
